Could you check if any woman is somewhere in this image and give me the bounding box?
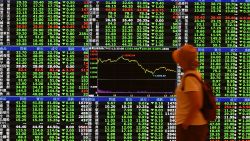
[172,44,208,141]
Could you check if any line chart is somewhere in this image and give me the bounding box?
[89,49,177,96]
[97,56,176,76]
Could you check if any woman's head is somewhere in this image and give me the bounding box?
[172,44,199,71]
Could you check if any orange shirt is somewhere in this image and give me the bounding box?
[175,70,207,125]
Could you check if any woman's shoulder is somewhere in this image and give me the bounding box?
[184,70,202,79]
